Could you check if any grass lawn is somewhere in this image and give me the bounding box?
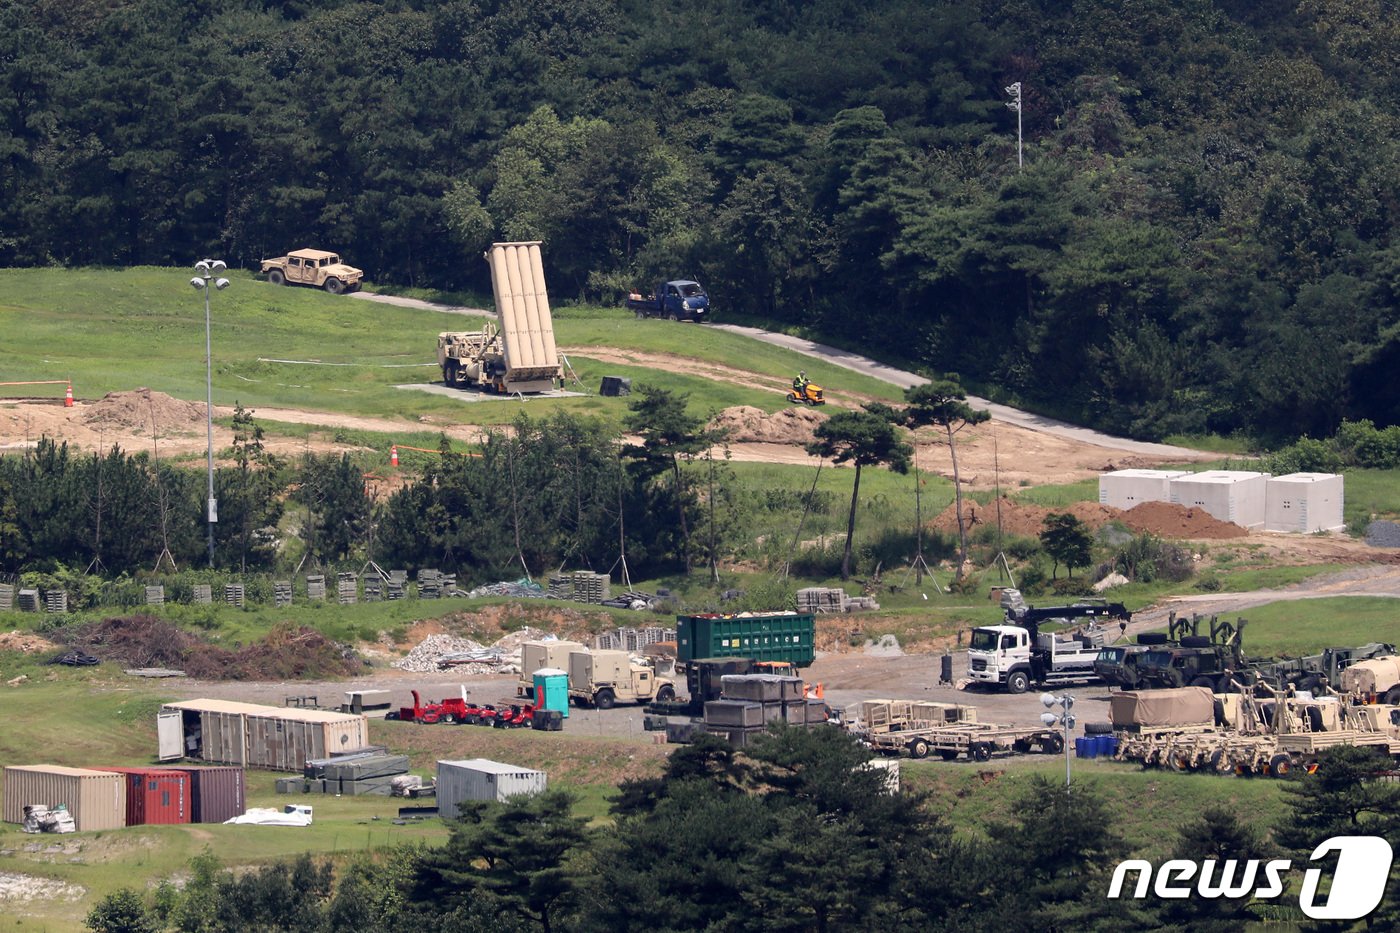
[1227,596,1400,656]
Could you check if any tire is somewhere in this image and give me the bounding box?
[1006,670,1030,695]
[908,738,930,760]
[1269,753,1293,777]
[1042,733,1064,754]
[655,684,676,703]
[1384,686,1400,705]
[444,359,460,387]
[1084,722,1114,735]
[634,310,646,319]
[1217,675,1239,694]
[1181,635,1213,648]
[1191,676,1216,689]
[1209,749,1229,772]
[1305,707,1324,732]
[1012,738,1032,753]
[594,689,616,710]
[666,312,679,322]
[1298,675,1325,694]
[937,749,960,761]
[268,269,286,286]
[1214,699,1227,726]
[971,742,993,762]
[1137,632,1169,646]
[324,277,345,295]
[441,713,458,725]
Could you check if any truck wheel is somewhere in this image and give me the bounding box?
[666,312,679,322]
[1084,722,1113,735]
[1297,675,1325,694]
[1042,733,1064,754]
[971,742,993,762]
[324,277,345,295]
[908,738,930,759]
[1384,686,1400,705]
[594,689,616,710]
[1269,753,1293,777]
[656,684,676,703]
[1006,670,1030,694]
[444,359,460,387]
[634,310,646,319]
[1167,751,1192,772]
[268,269,286,286]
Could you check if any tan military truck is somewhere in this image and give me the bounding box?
[567,649,677,709]
[517,640,587,698]
[261,248,364,294]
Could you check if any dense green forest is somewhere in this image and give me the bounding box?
[3,0,1399,441]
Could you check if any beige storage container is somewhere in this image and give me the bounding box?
[3,765,126,831]
[160,700,369,772]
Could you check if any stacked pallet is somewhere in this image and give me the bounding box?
[223,583,245,607]
[337,572,358,605]
[797,587,846,613]
[192,584,212,605]
[273,581,294,607]
[144,585,164,606]
[306,575,326,601]
[280,751,411,797]
[44,590,68,613]
[703,675,828,747]
[0,583,12,611]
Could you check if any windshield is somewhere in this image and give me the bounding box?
[1140,650,1174,669]
[679,283,706,298]
[969,629,999,651]
[1097,648,1126,663]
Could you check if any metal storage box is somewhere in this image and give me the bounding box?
[175,767,246,824]
[159,699,369,772]
[721,674,791,703]
[3,765,126,831]
[676,612,815,666]
[1265,473,1344,533]
[436,759,547,817]
[1098,469,1188,510]
[1169,470,1269,530]
[704,700,767,728]
[98,767,189,825]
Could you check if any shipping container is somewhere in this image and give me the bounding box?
[676,613,815,666]
[98,768,190,825]
[3,765,126,831]
[437,759,547,817]
[159,699,369,772]
[172,767,246,824]
[518,641,585,696]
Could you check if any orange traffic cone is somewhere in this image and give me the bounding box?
[64,382,73,408]
[390,445,399,467]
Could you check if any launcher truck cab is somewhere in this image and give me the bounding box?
[966,598,1130,694]
[567,649,677,709]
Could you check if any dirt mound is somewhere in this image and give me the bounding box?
[0,630,57,654]
[1120,501,1248,539]
[81,388,205,434]
[60,615,362,679]
[710,405,827,445]
[930,497,1246,540]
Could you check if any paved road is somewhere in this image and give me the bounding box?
[713,324,1210,460]
[351,290,1209,460]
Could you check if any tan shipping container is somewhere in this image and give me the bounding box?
[160,700,369,773]
[3,765,127,831]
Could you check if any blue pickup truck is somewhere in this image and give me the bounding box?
[625,280,710,322]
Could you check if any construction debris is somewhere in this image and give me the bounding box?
[464,579,547,599]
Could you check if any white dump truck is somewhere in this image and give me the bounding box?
[567,649,677,709]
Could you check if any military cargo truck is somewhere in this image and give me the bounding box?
[517,640,587,697]
[567,649,677,709]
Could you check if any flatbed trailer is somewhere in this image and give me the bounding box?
[1116,726,1400,776]
[858,720,1064,761]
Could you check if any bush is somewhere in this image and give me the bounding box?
[1264,435,1343,474]
[1113,534,1193,583]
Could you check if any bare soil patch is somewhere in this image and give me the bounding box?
[930,496,1246,541]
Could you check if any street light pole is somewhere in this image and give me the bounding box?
[1005,82,1023,169]
[1041,692,1076,788]
[189,260,230,568]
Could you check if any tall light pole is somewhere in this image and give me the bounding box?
[189,260,229,568]
[1005,81,1023,169]
[1041,692,1076,788]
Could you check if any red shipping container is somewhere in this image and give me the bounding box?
[170,767,246,824]
[98,768,189,825]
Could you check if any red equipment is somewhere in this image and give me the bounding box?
[389,688,471,724]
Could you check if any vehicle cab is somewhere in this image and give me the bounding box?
[967,624,1030,687]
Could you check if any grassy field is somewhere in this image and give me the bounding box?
[0,267,897,429]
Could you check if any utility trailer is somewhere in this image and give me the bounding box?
[438,241,564,394]
[861,721,1064,761]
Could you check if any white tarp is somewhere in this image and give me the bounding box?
[223,805,312,827]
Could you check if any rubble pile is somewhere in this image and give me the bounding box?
[464,579,547,599]
[392,634,487,673]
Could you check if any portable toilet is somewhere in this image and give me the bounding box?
[532,668,570,718]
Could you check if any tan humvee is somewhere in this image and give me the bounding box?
[260,248,364,294]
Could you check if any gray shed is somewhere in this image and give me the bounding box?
[436,759,547,817]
